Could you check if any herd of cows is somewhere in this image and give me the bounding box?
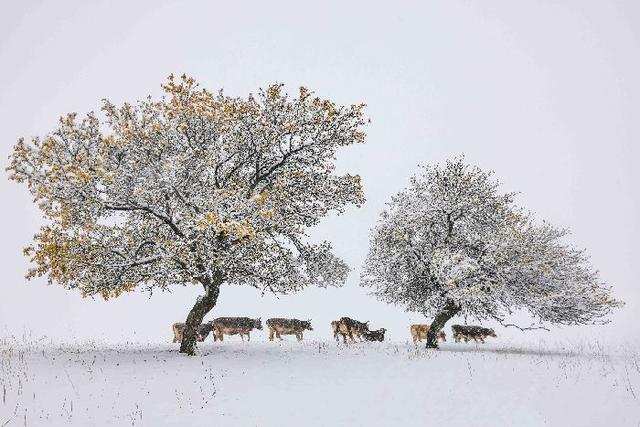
[171,317,498,344]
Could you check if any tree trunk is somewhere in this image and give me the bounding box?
[426,300,460,349]
[179,276,221,355]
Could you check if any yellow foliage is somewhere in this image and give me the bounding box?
[258,209,277,219]
[253,191,269,205]
[204,212,219,225]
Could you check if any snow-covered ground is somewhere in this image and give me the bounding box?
[1,336,638,426]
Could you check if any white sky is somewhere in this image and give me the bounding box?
[1,0,638,345]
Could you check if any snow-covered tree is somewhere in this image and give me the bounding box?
[361,157,622,348]
[7,75,367,354]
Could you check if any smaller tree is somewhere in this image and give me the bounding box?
[361,157,623,348]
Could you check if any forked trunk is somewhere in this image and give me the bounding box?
[426,300,460,349]
[180,277,221,355]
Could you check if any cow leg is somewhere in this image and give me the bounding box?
[276,331,283,341]
[297,333,302,341]
[269,328,274,341]
[173,328,183,344]
[247,332,250,342]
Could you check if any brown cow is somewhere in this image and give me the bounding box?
[172,322,213,343]
[410,324,447,344]
[266,318,313,341]
[334,317,370,343]
[212,317,262,342]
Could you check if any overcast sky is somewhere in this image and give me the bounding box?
[1,0,638,345]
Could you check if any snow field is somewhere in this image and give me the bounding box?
[1,337,638,426]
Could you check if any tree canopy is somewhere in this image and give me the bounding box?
[8,74,367,353]
[361,157,622,347]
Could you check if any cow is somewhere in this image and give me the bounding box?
[451,324,497,343]
[363,328,386,342]
[334,317,370,343]
[410,324,447,344]
[212,317,262,342]
[172,322,214,343]
[266,318,313,341]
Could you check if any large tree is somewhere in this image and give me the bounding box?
[7,75,367,354]
[361,157,622,348]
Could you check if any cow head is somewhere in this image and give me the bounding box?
[438,331,447,342]
[489,328,497,338]
[196,323,213,341]
[303,319,313,331]
[254,318,263,330]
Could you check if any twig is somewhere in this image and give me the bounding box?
[64,369,80,398]
[501,322,550,332]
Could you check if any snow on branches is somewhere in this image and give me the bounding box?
[361,157,622,330]
[8,74,367,300]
